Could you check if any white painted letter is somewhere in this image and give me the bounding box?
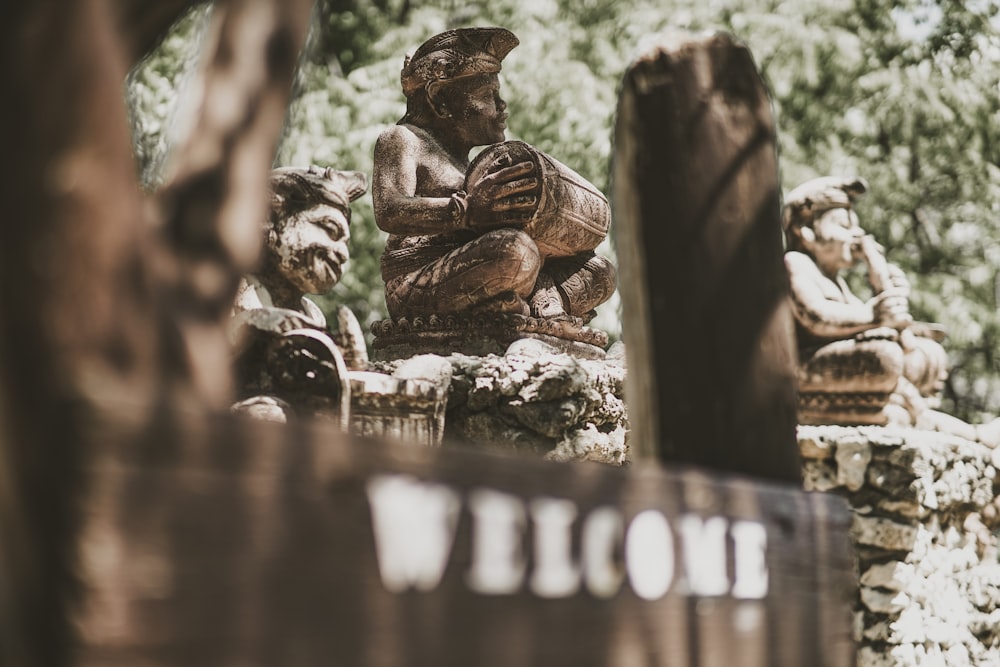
[582,506,625,598]
[529,498,581,598]
[466,489,527,595]
[731,521,769,599]
[625,510,674,600]
[679,515,729,596]
[366,475,460,593]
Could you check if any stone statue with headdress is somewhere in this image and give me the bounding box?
[784,176,1000,443]
[370,27,617,359]
[229,165,367,424]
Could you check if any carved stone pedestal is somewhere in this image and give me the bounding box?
[798,391,897,426]
[370,314,609,360]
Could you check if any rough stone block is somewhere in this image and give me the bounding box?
[439,351,629,463]
[853,610,865,642]
[865,463,917,497]
[861,587,910,614]
[799,432,836,460]
[944,644,970,667]
[852,515,918,551]
[546,423,627,464]
[886,606,927,644]
[802,460,839,492]
[876,498,928,519]
[860,561,913,591]
[861,617,889,642]
[836,439,872,491]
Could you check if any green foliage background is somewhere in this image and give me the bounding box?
[128,0,1000,421]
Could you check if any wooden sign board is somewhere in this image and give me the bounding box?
[77,419,855,667]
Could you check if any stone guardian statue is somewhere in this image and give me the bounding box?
[230,165,367,422]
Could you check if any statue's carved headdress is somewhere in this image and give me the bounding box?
[400,27,519,98]
[782,176,869,231]
[270,166,366,212]
[268,166,367,225]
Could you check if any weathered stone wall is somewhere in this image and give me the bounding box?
[799,426,1000,667]
[377,340,628,464]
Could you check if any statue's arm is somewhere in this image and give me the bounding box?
[786,251,883,339]
[857,234,912,297]
[372,126,462,235]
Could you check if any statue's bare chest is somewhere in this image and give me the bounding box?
[415,149,466,197]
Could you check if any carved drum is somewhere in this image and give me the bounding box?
[464,141,610,258]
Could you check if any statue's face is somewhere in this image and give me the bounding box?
[273,202,350,295]
[808,207,864,273]
[268,167,366,295]
[446,73,508,147]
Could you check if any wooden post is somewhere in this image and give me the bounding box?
[0,1,313,665]
[0,2,148,664]
[613,32,801,483]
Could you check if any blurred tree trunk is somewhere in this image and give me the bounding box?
[0,0,312,664]
[0,1,146,663]
[115,0,209,63]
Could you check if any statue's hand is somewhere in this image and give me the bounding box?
[881,263,910,295]
[870,288,912,329]
[465,160,539,229]
[853,234,885,263]
[855,326,900,342]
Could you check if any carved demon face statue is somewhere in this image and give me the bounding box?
[265,166,367,295]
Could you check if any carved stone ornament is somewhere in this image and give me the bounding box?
[350,355,453,446]
[371,27,617,359]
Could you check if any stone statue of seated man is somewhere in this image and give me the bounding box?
[230,165,367,422]
[372,27,616,326]
[784,176,1000,442]
[784,176,948,424]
